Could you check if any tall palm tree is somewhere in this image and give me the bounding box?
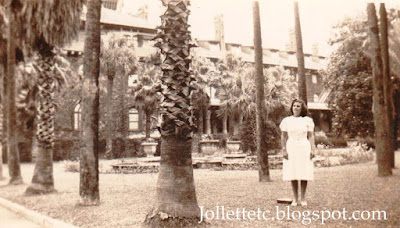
[190,55,213,135]
[132,53,161,140]
[253,1,269,182]
[367,3,392,176]
[294,1,307,103]
[10,0,84,194]
[6,0,23,185]
[145,0,200,226]
[80,0,101,205]
[100,37,136,157]
[379,4,395,168]
[0,3,6,180]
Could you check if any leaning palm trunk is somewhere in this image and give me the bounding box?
[7,2,23,185]
[367,3,392,176]
[26,46,56,195]
[79,0,101,205]
[145,0,200,226]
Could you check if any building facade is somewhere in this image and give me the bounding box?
[64,1,331,144]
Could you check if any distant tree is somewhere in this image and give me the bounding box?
[131,53,161,140]
[326,15,374,138]
[100,36,136,157]
[326,9,399,139]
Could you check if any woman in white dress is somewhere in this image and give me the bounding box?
[280,99,316,207]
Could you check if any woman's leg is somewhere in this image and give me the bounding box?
[301,180,308,205]
[291,180,299,205]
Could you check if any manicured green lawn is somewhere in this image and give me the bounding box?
[0,154,399,228]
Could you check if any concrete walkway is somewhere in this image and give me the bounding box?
[0,205,41,228]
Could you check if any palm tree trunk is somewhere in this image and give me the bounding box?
[222,112,228,135]
[145,136,199,226]
[198,111,204,135]
[379,4,395,168]
[253,1,270,182]
[0,101,4,180]
[145,111,151,140]
[367,3,392,176]
[7,1,23,185]
[80,0,101,205]
[206,109,211,134]
[26,44,56,195]
[2,54,7,177]
[105,72,115,157]
[145,0,200,225]
[294,1,307,103]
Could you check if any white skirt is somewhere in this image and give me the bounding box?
[282,139,314,181]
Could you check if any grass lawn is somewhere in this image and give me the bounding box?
[0,154,399,228]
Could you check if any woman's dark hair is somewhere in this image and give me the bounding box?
[290,99,308,117]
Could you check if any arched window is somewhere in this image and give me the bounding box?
[74,103,81,131]
[129,108,139,131]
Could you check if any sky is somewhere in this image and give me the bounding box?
[124,0,400,56]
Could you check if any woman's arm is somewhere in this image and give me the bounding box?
[281,131,288,159]
[307,131,316,159]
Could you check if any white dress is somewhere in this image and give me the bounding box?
[279,116,315,181]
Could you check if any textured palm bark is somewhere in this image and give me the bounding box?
[379,4,395,168]
[294,1,307,104]
[26,44,57,195]
[7,0,23,185]
[253,1,270,182]
[79,0,101,205]
[367,3,392,176]
[145,0,200,226]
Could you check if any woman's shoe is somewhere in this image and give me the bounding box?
[301,201,308,207]
[291,201,298,206]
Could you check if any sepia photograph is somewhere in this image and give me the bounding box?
[0,0,399,227]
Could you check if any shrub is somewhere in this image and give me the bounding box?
[240,114,281,155]
[64,160,79,172]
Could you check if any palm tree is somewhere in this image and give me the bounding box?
[379,4,395,168]
[9,0,84,194]
[132,53,161,140]
[253,1,269,182]
[100,36,136,157]
[0,3,6,180]
[367,3,392,176]
[80,0,101,205]
[190,55,213,135]
[145,0,200,226]
[6,0,23,185]
[294,0,307,103]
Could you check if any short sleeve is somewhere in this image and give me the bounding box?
[306,117,315,132]
[279,117,287,132]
